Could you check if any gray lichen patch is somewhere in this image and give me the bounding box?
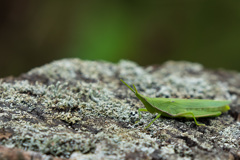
[0,58,239,159]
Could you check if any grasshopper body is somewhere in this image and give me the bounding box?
[121,79,231,129]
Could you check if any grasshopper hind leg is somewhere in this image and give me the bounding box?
[175,112,205,126]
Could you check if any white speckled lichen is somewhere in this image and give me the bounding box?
[0,58,239,159]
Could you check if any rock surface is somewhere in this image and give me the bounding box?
[0,58,239,160]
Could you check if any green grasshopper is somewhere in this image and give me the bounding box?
[121,79,231,129]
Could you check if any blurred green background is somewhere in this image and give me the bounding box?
[0,1,240,78]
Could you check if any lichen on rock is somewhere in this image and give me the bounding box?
[0,58,239,159]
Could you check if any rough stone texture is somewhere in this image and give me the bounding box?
[0,145,65,160]
[0,58,239,160]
